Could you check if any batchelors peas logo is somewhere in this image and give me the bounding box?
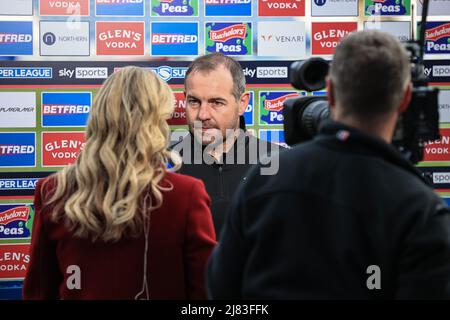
[151,0,198,16]
[424,22,450,54]
[365,0,410,16]
[205,22,252,55]
[0,205,33,240]
[259,92,300,125]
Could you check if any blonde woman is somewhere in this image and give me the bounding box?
[23,66,216,300]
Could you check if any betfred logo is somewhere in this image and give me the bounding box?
[151,22,199,56]
[0,204,33,240]
[365,0,410,16]
[96,0,144,16]
[39,0,89,16]
[151,0,198,16]
[206,22,252,55]
[259,129,287,147]
[424,22,450,54]
[168,92,187,126]
[0,133,36,168]
[0,244,30,280]
[259,91,300,125]
[312,22,357,55]
[205,0,252,16]
[42,132,85,167]
[96,22,144,55]
[258,0,304,16]
[243,91,254,126]
[0,21,33,56]
[423,129,450,162]
[42,92,92,127]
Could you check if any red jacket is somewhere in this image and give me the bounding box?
[23,172,217,300]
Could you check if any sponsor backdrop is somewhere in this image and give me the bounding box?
[1,0,450,299]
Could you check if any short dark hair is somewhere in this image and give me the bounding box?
[184,53,246,101]
[329,30,410,118]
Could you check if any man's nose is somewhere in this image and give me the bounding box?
[198,103,212,121]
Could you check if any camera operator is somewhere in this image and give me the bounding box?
[207,30,450,299]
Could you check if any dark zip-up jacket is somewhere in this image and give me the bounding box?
[171,131,284,236]
[208,121,450,299]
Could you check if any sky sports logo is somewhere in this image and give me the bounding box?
[206,22,252,55]
[424,22,450,54]
[205,0,252,16]
[0,133,36,168]
[95,0,144,16]
[151,22,199,56]
[0,21,33,55]
[151,0,198,16]
[42,92,92,127]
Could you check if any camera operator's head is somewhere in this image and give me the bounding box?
[184,53,249,146]
[327,30,412,142]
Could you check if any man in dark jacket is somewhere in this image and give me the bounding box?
[172,53,283,236]
[207,31,450,299]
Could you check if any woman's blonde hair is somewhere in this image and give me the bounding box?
[45,66,181,242]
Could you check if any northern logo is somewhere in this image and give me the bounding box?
[312,0,358,16]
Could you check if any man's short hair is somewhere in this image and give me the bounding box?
[184,53,246,101]
[329,30,411,118]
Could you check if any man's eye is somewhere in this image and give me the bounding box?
[188,99,200,107]
[212,101,225,106]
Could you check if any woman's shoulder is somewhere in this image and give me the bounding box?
[163,171,205,190]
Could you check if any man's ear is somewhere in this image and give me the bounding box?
[397,82,413,114]
[239,92,250,116]
[326,77,336,112]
